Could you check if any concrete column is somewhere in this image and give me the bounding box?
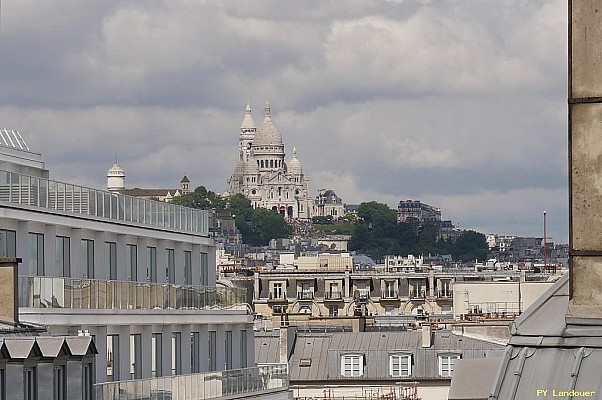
[17,221,29,275]
[199,325,209,372]
[44,224,56,276]
[180,325,191,374]
[137,237,148,283]
[175,242,184,284]
[157,240,167,284]
[141,325,152,378]
[91,325,108,383]
[116,234,127,281]
[161,325,172,376]
[254,271,260,300]
[118,325,130,381]
[191,244,201,285]
[71,228,82,278]
[216,324,225,371]
[94,231,106,280]
[568,0,602,322]
[5,364,24,399]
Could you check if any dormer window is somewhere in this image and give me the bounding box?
[341,354,363,377]
[390,354,412,377]
[438,354,461,377]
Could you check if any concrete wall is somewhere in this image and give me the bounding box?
[453,281,555,319]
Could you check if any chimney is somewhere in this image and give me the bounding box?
[421,324,432,348]
[0,257,21,325]
[567,1,602,323]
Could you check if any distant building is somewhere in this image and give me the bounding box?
[313,189,345,219]
[397,200,442,223]
[227,101,312,219]
[258,328,504,400]
[109,164,191,202]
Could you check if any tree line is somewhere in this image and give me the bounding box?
[347,201,488,262]
[173,189,488,260]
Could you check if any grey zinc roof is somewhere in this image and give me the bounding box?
[0,336,97,360]
[448,358,501,400]
[288,330,504,383]
[255,333,281,364]
[489,274,602,399]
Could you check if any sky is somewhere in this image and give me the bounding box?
[0,0,568,242]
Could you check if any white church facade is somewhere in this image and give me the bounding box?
[227,100,312,220]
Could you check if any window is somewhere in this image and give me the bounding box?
[439,354,460,377]
[341,354,363,377]
[105,242,117,280]
[273,283,283,299]
[0,368,4,400]
[130,334,142,379]
[53,364,66,400]
[172,332,182,375]
[166,249,175,283]
[191,332,200,373]
[208,331,217,371]
[148,247,157,282]
[328,305,338,317]
[390,354,412,377]
[127,244,137,281]
[24,367,37,400]
[225,331,233,370]
[106,335,119,381]
[82,363,93,400]
[81,239,94,279]
[28,233,44,275]
[55,236,70,277]
[0,230,16,257]
[184,251,192,285]
[200,252,209,285]
[385,281,396,298]
[240,330,247,368]
[152,333,162,377]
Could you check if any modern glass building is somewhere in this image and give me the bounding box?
[0,129,256,386]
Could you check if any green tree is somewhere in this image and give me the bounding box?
[171,186,226,210]
[452,230,488,262]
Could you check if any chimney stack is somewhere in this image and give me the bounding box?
[421,324,432,348]
[0,258,21,325]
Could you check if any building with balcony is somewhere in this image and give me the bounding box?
[0,129,261,394]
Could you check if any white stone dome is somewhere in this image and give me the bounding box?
[288,147,303,175]
[253,99,283,146]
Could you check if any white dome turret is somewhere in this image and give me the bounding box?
[288,147,303,175]
[107,163,125,192]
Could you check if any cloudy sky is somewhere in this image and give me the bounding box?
[0,0,568,242]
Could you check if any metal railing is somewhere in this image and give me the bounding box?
[324,291,343,300]
[94,364,289,400]
[18,276,247,311]
[297,291,314,300]
[0,170,209,235]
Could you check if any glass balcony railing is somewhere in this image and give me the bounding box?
[94,364,289,400]
[18,276,247,311]
[0,170,209,235]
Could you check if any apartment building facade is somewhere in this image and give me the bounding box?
[0,129,255,387]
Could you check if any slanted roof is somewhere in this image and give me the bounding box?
[255,333,281,364]
[489,274,602,399]
[448,358,501,400]
[289,330,504,383]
